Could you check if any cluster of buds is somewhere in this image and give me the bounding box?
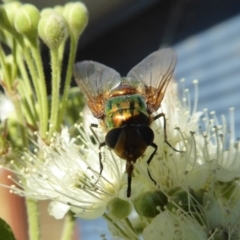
[0,1,88,147]
[0,1,88,239]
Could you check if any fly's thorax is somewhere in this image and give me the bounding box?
[104,94,149,129]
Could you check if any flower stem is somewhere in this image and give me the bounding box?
[29,40,49,139]
[125,217,136,235]
[0,43,11,89]
[11,39,18,82]
[58,41,66,70]
[57,35,78,131]
[48,48,60,137]
[60,212,75,240]
[11,94,28,147]
[103,213,137,240]
[17,49,38,125]
[25,198,41,240]
[23,46,44,132]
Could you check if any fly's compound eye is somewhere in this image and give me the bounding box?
[137,125,154,146]
[105,128,122,149]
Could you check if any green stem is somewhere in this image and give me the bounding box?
[25,199,41,240]
[125,217,137,235]
[103,213,130,239]
[0,43,12,89]
[29,40,49,139]
[60,212,75,240]
[17,49,38,126]
[57,35,78,131]
[17,83,36,126]
[48,48,60,138]
[23,46,43,126]
[58,41,66,70]
[11,39,18,83]
[12,94,28,147]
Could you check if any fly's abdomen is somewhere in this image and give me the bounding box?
[105,94,149,129]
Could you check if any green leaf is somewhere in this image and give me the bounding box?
[0,218,16,240]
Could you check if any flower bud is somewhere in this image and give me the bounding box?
[54,5,64,16]
[3,2,22,28]
[167,187,188,212]
[38,12,69,50]
[134,190,167,218]
[63,2,88,38]
[0,6,12,30]
[107,197,132,220]
[14,4,40,40]
[40,8,55,17]
[167,187,200,213]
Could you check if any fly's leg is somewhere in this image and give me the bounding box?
[147,142,157,185]
[90,123,100,143]
[126,161,134,197]
[98,142,106,177]
[154,113,182,152]
[146,113,183,187]
[127,144,157,197]
[90,123,105,180]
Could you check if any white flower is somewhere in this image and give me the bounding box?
[118,79,240,240]
[7,125,126,219]
[2,77,240,240]
[143,210,207,240]
[0,92,15,122]
[132,80,204,193]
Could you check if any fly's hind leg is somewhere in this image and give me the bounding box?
[146,142,157,185]
[153,113,183,152]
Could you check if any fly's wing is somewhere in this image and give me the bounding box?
[127,48,177,113]
[74,61,122,119]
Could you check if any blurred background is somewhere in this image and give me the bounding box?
[2,0,240,239]
[31,0,240,132]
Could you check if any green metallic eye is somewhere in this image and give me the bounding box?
[105,128,122,149]
[137,125,154,146]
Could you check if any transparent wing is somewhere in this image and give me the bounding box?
[127,48,177,112]
[74,61,121,118]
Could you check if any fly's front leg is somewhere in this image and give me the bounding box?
[154,113,182,152]
[98,142,106,177]
[90,123,100,143]
[126,161,134,197]
[90,123,105,179]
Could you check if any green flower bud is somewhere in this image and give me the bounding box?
[38,12,69,50]
[3,2,22,28]
[63,2,88,38]
[40,8,55,17]
[167,187,189,212]
[107,198,132,220]
[0,6,12,30]
[134,190,167,218]
[54,5,64,16]
[167,187,201,213]
[14,4,40,40]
